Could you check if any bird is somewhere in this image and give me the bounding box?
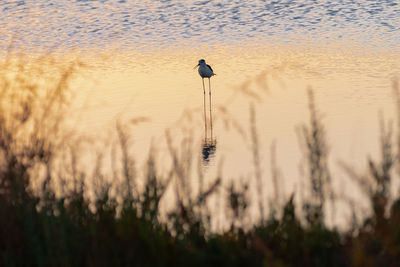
[194,59,215,139]
[195,59,215,78]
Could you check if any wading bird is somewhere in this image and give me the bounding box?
[194,59,215,139]
[196,59,215,79]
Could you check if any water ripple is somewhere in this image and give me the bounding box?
[0,0,399,51]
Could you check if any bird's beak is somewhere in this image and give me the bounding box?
[193,64,199,69]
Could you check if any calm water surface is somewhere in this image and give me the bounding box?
[2,1,400,218]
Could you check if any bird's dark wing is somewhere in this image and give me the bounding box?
[206,64,214,72]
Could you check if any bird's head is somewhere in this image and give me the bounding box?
[194,59,206,69]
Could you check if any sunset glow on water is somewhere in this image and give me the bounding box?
[1,0,399,226]
[49,45,398,194]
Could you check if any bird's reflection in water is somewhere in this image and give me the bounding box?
[202,138,217,165]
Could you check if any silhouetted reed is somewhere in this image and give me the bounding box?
[297,88,333,225]
[269,140,283,216]
[250,104,265,222]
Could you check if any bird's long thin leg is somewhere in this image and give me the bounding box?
[202,78,207,139]
[208,78,213,139]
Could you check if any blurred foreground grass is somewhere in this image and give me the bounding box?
[0,55,400,266]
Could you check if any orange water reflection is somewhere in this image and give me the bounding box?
[53,45,399,213]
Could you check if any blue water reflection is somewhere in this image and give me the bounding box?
[0,0,398,51]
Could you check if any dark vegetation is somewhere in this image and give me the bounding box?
[1,56,400,266]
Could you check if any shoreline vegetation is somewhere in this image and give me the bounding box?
[1,55,400,266]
